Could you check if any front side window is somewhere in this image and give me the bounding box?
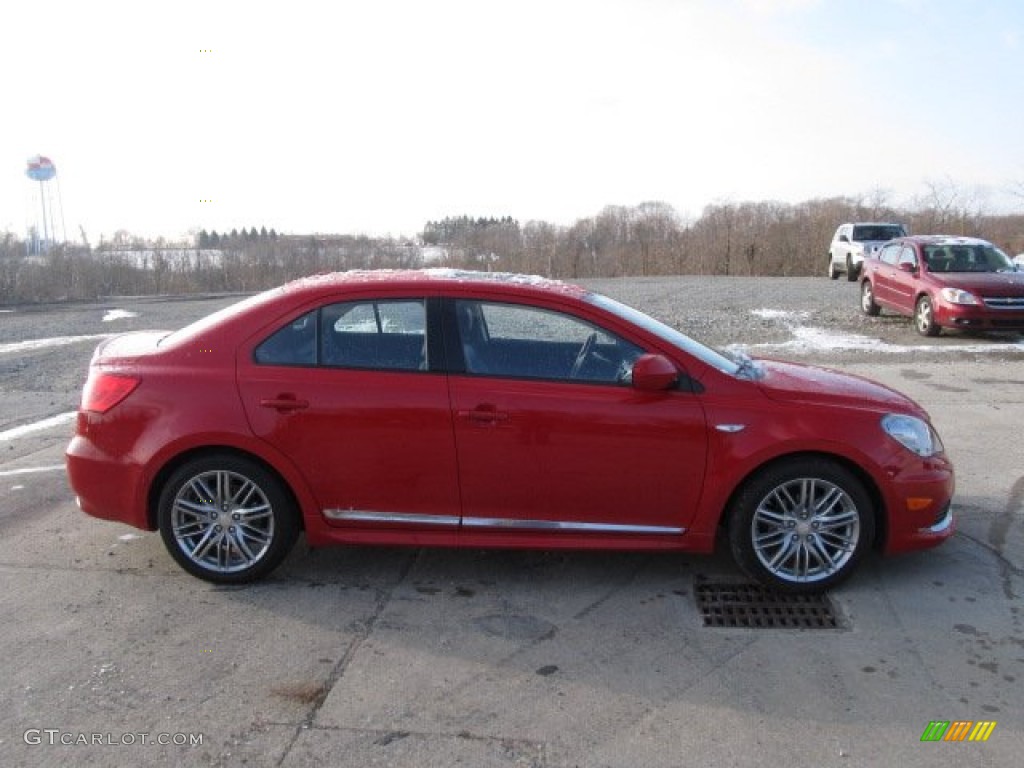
[455,300,643,383]
[878,243,902,266]
[898,247,918,268]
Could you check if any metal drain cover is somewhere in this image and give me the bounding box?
[695,582,841,629]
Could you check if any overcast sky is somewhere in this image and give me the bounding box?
[3,0,1023,243]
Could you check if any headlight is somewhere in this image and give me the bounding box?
[939,287,979,305]
[881,414,944,457]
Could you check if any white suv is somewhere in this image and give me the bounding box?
[828,222,907,281]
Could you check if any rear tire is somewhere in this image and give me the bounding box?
[828,257,839,280]
[158,454,299,584]
[845,255,858,281]
[728,458,874,593]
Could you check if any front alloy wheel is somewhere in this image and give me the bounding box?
[861,281,880,316]
[915,295,941,337]
[158,454,298,584]
[729,458,874,592]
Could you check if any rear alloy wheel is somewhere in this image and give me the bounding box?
[728,458,874,593]
[158,454,298,584]
[860,280,880,316]
[915,295,941,337]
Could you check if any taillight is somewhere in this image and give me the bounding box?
[81,372,140,414]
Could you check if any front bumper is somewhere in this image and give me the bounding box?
[935,303,1024,331]
[881,455,955,553]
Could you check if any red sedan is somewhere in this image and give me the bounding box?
[66,270,954,592]
[860,235,1024,335]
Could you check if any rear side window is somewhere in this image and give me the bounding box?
[321,300,427,370]
[254,310,317,365]
[254,300,427,371]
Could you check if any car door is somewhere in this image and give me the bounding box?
[446,298,708,535]
[887,245,921,313]
[871,242,903,307]
[236,297,461,529]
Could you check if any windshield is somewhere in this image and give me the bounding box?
[585,292,741,376]
[923,244,1015,273]
[852,225,905,242]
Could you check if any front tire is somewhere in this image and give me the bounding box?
[861,280,881,316]
[728,458,874,593]
[915,295,941,337]
[158,454,299,584]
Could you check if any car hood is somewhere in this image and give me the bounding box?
[929,271,1024,297]
[755,359,922,414]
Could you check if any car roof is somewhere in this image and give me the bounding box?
[279,268,589,300]
[896,235,994,247]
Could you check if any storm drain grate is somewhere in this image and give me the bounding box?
[695,582,841,629]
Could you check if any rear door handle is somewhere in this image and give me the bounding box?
[458,407,509,425]
[260,395,309,413]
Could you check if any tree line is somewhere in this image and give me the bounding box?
[2,184,1022,304]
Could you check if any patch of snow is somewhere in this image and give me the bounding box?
[0,334,112,356]
[118,533,141,541]
[751,308,809,321]
[736,308,1024,355]
[0,464,66,477]
[102,309,139,322]
[0,413,76,442]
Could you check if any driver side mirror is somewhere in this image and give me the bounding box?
[631,354,678,391]
[898,261,916,273]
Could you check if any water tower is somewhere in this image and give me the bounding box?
[25,155,66,254]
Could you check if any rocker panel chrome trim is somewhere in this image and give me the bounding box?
[461,517,684,535]
[324,509,460,527]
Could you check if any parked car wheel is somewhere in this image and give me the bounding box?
[845,255,858,282]
[728,458,874,593]
[860,281,881,316]
[828,257,839,280]
[915,295,941,337]
[158,454,299,584]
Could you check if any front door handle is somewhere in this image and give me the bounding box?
[260,395,309,413]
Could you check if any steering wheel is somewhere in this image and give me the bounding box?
[569,333,597,379]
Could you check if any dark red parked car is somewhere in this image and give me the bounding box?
[860,235,1024,335]
[66,270,954,592]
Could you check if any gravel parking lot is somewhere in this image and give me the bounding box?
[1,276,1022,767]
